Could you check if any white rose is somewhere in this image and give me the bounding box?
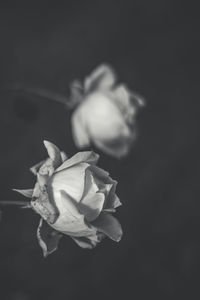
[14,141,122,256]
[69,64,145,158]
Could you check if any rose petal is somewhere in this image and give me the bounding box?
[51,190,95,237]
[90,167,113,195]
[37,218,62,257]
[103,181,122,211]
[68,80,84,108]
[13,189,33,198]
[113,85,133,115]
[43,140,62,169]
[37,158,54,177]
[92,212,123,242]
[80,169,114,221]
[89,165,109,179]
[71,236,94,249]
[72,232,105,249]
[80,191,105,222]
[71,109,91,148]
[32,182,40,199]
[83,92,130,142]
[50,163,88,202]
[55,151,99,172]
[88,166,120,208]
[104,194,122,211]
[84,64,116,92]
[60,151,68,162]
[30,160,46,175]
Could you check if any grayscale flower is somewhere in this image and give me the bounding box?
[69,64,145,158]
[14,141,122,256]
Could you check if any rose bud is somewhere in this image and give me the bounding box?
[69,64,145,158]
[14,141,122,257]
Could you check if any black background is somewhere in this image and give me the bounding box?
[0,1,200,299]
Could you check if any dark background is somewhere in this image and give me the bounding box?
[0,1,200,299]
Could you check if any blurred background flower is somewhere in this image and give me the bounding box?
[70,64,145,158]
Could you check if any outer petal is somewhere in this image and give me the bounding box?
[84,64,116,92]
[60,151,68,162]
[92,212,123,242]
[71,109,91,148]
[89,165,113,192]
[71,236,95,249]
[88,166,120,209]
[103,181,122,211]
[37,158,55,177]
[55,151,99,172]
[43,140,62,169]
[68,79,84,108]
[13,189,33,198]
[80,192,105,222]
[72,232,105,249]
[30,144,65,177]
[30,160,46,175]
[37,218,62,257]
[113,84,145,125]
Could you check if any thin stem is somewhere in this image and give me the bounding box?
[0,83,68,106]
[0,200,31,207]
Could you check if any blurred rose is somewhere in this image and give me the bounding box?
[14,141,122,256]
[69,64,145,158]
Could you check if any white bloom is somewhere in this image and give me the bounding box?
[14,141,122,256]
[69,64,145,158]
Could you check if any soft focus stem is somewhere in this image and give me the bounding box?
[0,84,68,106]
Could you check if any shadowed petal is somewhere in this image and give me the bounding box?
[104,181,122,211]
[72,232,105,249]
[37,218,62,257]
[92,212,123,242]
[80,192,105,222]
[89,165,109,179]
[55,151,99,172]
[104,195,122,212]
[71,236,95,249]
[68,80,84,108]
[51,190,95,237]
[37,158,54,177]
